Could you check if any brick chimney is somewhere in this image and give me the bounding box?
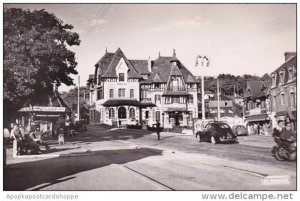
[284,52,296,61]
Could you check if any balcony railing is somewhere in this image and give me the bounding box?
[168,86,186,91]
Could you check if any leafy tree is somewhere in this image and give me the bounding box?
[4,8,80,123]
[203,74,261,95]
[60,87,90,123]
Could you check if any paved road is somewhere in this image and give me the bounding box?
[4,125,296,190]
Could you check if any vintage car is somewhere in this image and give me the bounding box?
[232,125,248,136]
[196,121,238,144]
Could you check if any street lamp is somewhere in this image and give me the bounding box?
[196,55,210,120]
[216,77,221,121]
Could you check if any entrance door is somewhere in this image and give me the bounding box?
[174,113,179,126]
[118,107,126,119]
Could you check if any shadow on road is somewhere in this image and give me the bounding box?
[4,147,163,191]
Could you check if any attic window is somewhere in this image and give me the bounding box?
[288,67,294,81]
[271,73,276,87]
[279,70,285,85]
[119,73,125,82]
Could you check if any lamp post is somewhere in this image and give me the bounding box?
[217,77,221,121]
[77,75,80,121]
[196,55,210,120]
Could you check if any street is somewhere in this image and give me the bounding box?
[4,125,296,190]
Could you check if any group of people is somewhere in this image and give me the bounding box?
[248,123,272,135]
[9,123,42,155]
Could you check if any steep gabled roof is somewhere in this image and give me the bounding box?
[129,60,149,74]
[152,73,163,83]
[96,48,142,79]
[245,80,271,99]
[94,52,115,80]
[170,65,183,76]
[93,49,199,84]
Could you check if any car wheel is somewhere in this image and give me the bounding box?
[211,136,217,144]
[197,135,201,142]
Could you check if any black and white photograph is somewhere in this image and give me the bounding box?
[2,1,297,196]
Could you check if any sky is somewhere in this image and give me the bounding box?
[4,4,296,92]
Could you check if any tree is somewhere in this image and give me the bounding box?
[60,87,90,123]
[4,8,80,123]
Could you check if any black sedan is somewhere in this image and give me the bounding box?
[196,121,238,144]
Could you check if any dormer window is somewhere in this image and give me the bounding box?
[119,73,125,82]
[279,70,285,85]
[288,67,294,81]
[271,73,276,87]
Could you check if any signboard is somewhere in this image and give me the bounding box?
[249,108,261,115]
[19,106,65,112]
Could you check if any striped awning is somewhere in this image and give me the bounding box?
[246,114,269,122]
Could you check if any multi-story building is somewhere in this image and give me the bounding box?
[244,80,272,134]
[208,94,234,118]
[269,52,296,131]
[88,48,200,128]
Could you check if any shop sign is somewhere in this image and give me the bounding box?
[33,106,65,112]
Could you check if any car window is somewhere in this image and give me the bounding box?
[214,124,230,129]
[205,124,211,129]
[219,124,229,128]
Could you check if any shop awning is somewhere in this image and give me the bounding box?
[102,99,141,107]
[276,111,297,120]
[140,102,156,108]
[18,106,66,113]
[246,114,269,122]
[164,107,188,112]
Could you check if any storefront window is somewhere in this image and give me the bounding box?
[129,108,135,119]
[109,108,115,119]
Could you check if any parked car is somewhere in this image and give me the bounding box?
[196,121,238,144]
[232,125,248,136]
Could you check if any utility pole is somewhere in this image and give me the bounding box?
[196,55,209,120]
[77,75,80,121]
[217,77,221,121]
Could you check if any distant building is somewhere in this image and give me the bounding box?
[227,94,244,107]
[208,94,234,118]
[88,48,200,128]
[269,52,296,131]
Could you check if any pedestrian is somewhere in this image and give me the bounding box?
[119,119,122,128]
[156,120,161,140]
[10,123,23,155]
[253,124,258,135]
[57,125,65,145]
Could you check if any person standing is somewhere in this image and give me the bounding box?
[10,124,22,156]
[156,121,161,140]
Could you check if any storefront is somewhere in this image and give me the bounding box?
[18,106,68,134]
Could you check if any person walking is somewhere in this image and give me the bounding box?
[156,120,161,140]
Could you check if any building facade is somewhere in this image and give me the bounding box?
[269,52,297,131]
[89,48,200,128]
[244,80,272,135]
[208,94,234,118]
